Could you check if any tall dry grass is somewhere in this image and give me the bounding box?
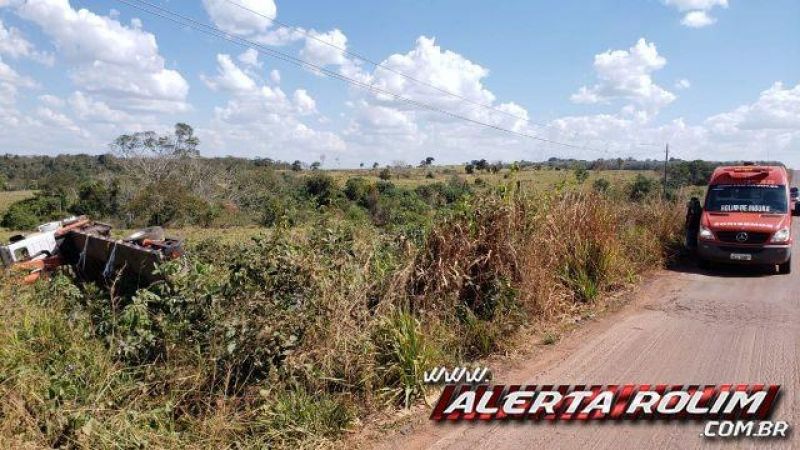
[406,189,682,317]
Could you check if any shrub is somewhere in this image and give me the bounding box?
[304,173,339,206]
[629,174,657,201]
[414,177,471,207]
[574,167,589,184]
[593,177,610,193]
[343,177,376,208]
[260,193,301,226]
[124,180,217,227]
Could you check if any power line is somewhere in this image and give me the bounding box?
[217,0,553,129]
[115,0,662,159]
[116,0,618,155]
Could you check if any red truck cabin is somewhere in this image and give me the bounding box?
[697,165,792,273]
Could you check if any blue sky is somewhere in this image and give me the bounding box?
[0,0,798,166]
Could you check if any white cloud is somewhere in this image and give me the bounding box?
[202,53,344,159]
[202,54,258,93]
[253,26,305,46]
[293,89,316,115]
[201,0,303,46]
[14,0,189,113]
[681,11,716,28]
[38,94,64,107]
[0,81,19,107]
[0,19,31,57]
[663,0,728,28]
[36,105,81,132]
[706,82,800,131]
[571,38,675,114]
[364,36,529,130]
[300,29,349,67]
[237,48,260,67]
[333,36,538,163]
[675,78,691,89]
[202,0,275,35]
[0,19,53,64]
[343,101,420,145]
[269,69,281,84]
[67,91,135,124]
[0,55,37,88]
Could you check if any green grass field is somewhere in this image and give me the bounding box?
[0,168,657,245]
[313,166,648,191]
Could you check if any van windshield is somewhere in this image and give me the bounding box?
[705,184,788,214]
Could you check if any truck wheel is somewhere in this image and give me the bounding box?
[779,259,792,275]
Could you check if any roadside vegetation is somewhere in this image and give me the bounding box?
[0,124,731,448]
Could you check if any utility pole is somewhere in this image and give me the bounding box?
[662,142,669,198]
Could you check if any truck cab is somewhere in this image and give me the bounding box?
[0,217,81,267]
[697,165,792,274]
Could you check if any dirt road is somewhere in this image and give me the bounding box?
[375,188,799,449]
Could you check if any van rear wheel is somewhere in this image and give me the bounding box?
[779,259,792,275]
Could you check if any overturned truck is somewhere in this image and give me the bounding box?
[1,216,183,285]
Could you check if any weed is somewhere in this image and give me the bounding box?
[373,310,439,408]
[541,331,559,345]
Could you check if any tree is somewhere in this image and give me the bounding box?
[421,156,435,166]
[310,161,321,171]
[379,167,392,180]
[372,162,379,170]
[173,123,200,156]
[465,164,475,174]
[471,159,489,171]
[574,166,589,184]
[291,160,303,172]
[110,123,200,184]
[71,181,119,218]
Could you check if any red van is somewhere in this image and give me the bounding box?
[696,164,792,274]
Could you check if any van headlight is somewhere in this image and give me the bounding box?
[770,228,791,243]
[698,225,715,241]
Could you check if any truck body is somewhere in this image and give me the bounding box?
[696,165,792,274]
[1,217,183,285]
